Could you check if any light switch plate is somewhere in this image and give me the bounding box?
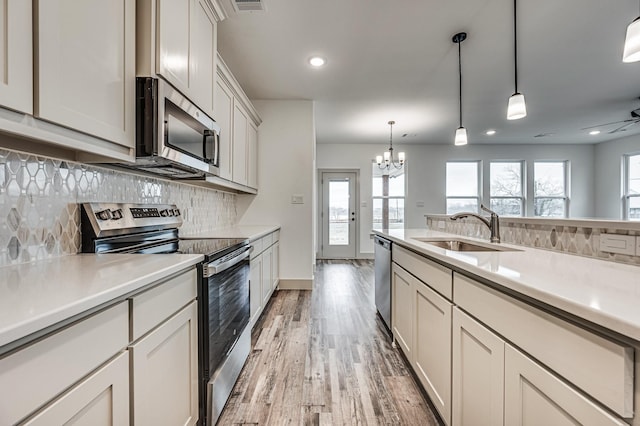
[599,233,636,256]
[291,195,304,204]
[416,200,425,207]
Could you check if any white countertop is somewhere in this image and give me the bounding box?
[0,253,203,350]
[180,225,280,241]
[375,228,640,342]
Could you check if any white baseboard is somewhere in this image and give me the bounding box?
[277,279,313,290]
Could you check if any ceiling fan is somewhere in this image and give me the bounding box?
[582,104,640,134]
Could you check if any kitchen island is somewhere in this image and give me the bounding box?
[374,228,640,426]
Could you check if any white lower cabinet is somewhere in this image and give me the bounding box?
[130,301,199,426]
[261,245,273,307]
[250,251,263,326]
[504,344,626,426]
[249,230,280,328]
[391,263,414,359]
[452,308,504,426]
[23,352,129,426]
[414,279,452,424]
[272,241,280,291]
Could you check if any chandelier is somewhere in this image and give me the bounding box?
[375,120,405,170]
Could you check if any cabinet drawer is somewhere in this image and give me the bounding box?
[454,273,634,418]
[0,302,128,425]
[393,245,452,300]
[263,232,273,248]
[130,268,197,341]
[251,237,264,258]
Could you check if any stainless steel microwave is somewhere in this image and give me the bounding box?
[125,77,221,179]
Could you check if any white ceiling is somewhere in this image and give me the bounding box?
[217,0,640,145]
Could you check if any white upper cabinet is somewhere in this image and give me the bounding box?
[155,0,217,117]
[214,77,234,181]
[247,121,258,189]
[232,103,248,186]
[0,0,32,114]
[36,0,135,149]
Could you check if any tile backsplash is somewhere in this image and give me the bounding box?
[0,148,237,267]
[426,215,640,266]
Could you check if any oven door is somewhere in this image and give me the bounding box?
[201,247,251,379]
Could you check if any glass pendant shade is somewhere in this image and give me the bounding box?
[375,155,383,165]
[623,17,640,63]
[507,92,527,120]
[398,152,405,163]
[454,127,468,146]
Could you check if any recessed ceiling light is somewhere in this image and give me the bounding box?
[309,56,326,67]
[589,130,601,135]
[486,130,497,135]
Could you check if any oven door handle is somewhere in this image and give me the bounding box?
[204,247,251,277]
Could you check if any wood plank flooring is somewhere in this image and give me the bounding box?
[217,260,439,426]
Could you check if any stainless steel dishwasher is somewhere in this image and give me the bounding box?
[374,235,392,334]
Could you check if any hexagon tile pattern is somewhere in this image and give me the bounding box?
[0,148,237,267]
[426,216,640,267]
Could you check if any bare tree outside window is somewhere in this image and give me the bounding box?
[534,162,568,217]
[490,162,524,216]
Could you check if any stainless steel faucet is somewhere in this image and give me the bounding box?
[450,204,501,243]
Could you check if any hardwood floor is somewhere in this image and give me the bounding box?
[217,260,439,426]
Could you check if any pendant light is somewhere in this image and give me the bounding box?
[375,121,405,170]
[453,32,468,146]
[623,0,640,63]
[507,0,527,120]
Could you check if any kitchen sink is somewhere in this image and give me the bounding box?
[413,238,520,252]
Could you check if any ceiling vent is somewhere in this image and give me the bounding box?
[233,0,266,12]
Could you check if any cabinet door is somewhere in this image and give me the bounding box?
[189,0,216,115]
[414,279,452,424]
[250,254,263,326]
[36,0,134,148]
[504,345,626,426]
[157,0,190,93]
[261,246,273,306]
[215,78,234,180]
[0,0,32,114]
[247,121,258,189]
[130,301,199,426]
[271,241,279,291]
[23,352,129,426]
[391,263,414,360]
[452,308,504,426]
[232,103,248,185]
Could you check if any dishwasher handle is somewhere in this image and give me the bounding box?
[374,236,391,250]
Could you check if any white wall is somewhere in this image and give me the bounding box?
[317,143,595,255]
[594,133,640,219]
[238,100,316,283]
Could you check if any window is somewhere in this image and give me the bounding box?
[534,161,568,217]
[372,164,405,230]
[624,154,640,220]
[446,161,480,214]
[490,161,524,216]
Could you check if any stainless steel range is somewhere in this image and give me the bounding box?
[81,202,251,426]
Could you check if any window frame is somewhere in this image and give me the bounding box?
[533,160,570,218]
[623,153,640,220]
[372,161,406,230]
[445,160,482,214]
[489,160,525,217]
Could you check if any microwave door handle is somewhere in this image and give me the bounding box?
[203,130,212,162]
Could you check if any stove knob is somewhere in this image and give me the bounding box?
[160,209,171,217]
[173,208,181,217]
[111,209,123,220]
[96,210,113,221]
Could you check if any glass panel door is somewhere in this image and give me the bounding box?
[321,172,357,258]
